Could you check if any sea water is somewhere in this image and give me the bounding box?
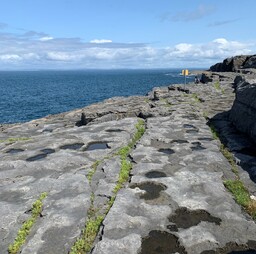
[0,69,194,124]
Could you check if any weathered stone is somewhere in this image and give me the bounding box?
[229,78,256,143]
[1,69,256,254]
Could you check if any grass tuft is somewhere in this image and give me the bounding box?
[70,119,146,254]
[70,216,104,254]
[0,137,31,144]
[214,81,221,91]
[224,180,256,219]
[8,192,47,254]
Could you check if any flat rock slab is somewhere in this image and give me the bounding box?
[0,117,138,253]
[93,114,256,253]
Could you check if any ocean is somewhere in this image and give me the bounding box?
[0,69,195,124]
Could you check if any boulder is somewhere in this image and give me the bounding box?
[210,55,250,72]
[229,77,256,143]
[243,55,256,68]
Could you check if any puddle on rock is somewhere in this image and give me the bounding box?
[130,182,167,200]
[140,230,186,254]
[145,171,167,178]
[171,139,189,144]
[60,143,84,150]
[198,137,214,141]
[191,142,206,151]
[85,142,109,151]
[105,129,124,132]
[6,148,24,154]
[186,129,199,133]
[40,149,55,154]
[26,153,47,162]
[183,124,196,129]
[169,207,221,229]
[158,148,175,155]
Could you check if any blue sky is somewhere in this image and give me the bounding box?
[0,0,255,69]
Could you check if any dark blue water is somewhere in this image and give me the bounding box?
[0,69,194,124]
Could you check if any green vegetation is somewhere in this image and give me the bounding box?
[70,216,104,254]
[191,93,201,103]
[0,137,31,144]
[209,122,256,220]
[224,180,256,219]
[71,119,146,254]
[220,144,238,174]
[87,160,101,183]
[115,119,145,193]
[203,111,209,119]
[8,192,47,254]
[209,124,219,140]
[214,81,221,91]
[160,98,172,107]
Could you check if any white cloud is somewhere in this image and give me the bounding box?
[90,39,112,44]
[0,31,254,69]
[0,54,21,61]
[39,36,54,41]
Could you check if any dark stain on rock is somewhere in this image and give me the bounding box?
[140,230,186,254]
[169,207,221,229]
[105,129,124,132]
[183,124,196,129]
[130,182,167,200]
[6,148,24,154]
[26,153,47,162]
[40,149,55,155]
[191,142,206,151]
[85,142,109,151]
[201,241,256,254]
[166,224,178,232]
[171,139,189,144]
[198,137,214,141]
[182,114,199,120]
[145,171,167,178]
[186,129,199,133]
[158,148,175,155]
[60,143,84,150]
[183,124,199,133]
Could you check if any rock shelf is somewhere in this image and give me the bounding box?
[1,71,256,254]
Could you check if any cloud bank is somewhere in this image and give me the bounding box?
[0,31,254,69]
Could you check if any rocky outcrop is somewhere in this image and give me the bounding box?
[1,72,256,254]
[210,55,256,72]
[229,76,256,143]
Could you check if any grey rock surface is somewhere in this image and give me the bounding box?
[229,76,256,144]
[1,71,256,253]
[209,54,256,72]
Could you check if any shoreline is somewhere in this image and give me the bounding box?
[1,70,256,253]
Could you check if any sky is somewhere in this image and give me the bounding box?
[0,0,256,70]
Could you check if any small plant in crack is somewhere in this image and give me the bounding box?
[224,180,256,220]
[70,119,146,254]
[8,192,47,254]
